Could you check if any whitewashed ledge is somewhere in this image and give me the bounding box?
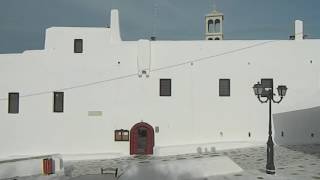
[0,154,64,179]
[154,141,265,156]
[62,153,126,162]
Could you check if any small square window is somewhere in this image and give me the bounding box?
[53,92,64,113]
[115,131,122,141]
[8,92,19,114]
[219,79,230,96]
[122,131,129,141]
[160,79,171,96]
[115,129,129,141]
[74,39,83,53]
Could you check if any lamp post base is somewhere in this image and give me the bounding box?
[266,169,275,175]
[266,135,275,175]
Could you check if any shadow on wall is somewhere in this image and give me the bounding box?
[273,106,320,145]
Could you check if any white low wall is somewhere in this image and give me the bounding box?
[62,153,126,162]
[0,154,64,179]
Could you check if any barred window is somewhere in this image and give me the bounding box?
[160,79,171,96]
[8,92,19,114]
[219,79,230,96]
[53,92,64,113]
[74,39,83,53]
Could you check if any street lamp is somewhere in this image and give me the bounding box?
[252,79,287,175]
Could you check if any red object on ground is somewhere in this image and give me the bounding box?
[43,158,54,175]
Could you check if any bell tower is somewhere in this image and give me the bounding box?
[205,9,224,40]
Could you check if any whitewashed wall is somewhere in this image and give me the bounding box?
[0,11,320,158]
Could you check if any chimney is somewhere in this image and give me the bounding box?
[110,9,122,42]
[295,20,304,40]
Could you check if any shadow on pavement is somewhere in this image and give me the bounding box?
[282,144,320,158]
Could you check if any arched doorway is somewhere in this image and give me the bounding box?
[130,122,154,155]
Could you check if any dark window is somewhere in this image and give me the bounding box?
[160,79,171,96]
[8,93,19,114]
[53,92,64,112]
[74,39,83,53]
[115,129,129,141]
[219,79,230,96]
[261,79,273,89]
[261,78,273,97]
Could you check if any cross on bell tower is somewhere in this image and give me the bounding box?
[205,6,224,40]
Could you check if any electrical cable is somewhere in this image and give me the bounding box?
[0,35,302,101]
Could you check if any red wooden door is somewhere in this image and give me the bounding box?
[130,122,154,155]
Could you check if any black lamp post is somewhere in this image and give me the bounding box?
[252,79,287,175]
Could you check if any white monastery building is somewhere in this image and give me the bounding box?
[0,9,320,164]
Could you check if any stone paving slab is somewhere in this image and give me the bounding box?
[217,144,320,180]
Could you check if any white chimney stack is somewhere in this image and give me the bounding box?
[295,20,304,40]
[110,9,122,42]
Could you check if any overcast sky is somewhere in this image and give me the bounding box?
[0,0,320,53]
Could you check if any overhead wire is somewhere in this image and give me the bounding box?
[0,33,304,101]
[151,40,275,72]
[0,73,138,101]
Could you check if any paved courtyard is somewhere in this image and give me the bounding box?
[217,144,320,180]
[19,144,320,180]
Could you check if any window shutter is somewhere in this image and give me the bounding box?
[8,93,19,113]
[160,79,171,96]
[54,92,64,112]
[219,79,230,96]
[74,39,83,53]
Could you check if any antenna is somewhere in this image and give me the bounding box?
[151,0,158,40]
[212,0,217,11]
